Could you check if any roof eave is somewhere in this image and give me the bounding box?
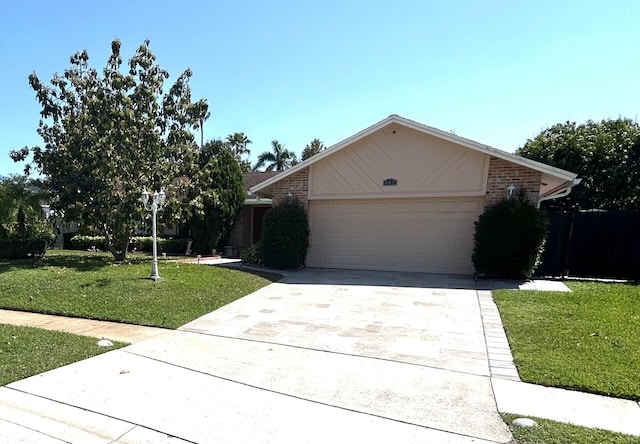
[251,116,399,194]
[244,197,273,205]
[251,114,578,193]
[392,115,577,181]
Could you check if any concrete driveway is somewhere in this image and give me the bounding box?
[2,269,513,443]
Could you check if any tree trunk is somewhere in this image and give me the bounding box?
[103,224,129,262]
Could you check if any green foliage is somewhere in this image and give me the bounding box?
[261,200,310,268]
[70,235,107,250]
[240,242,264,265]
[472,198,548,279]
[188,141,245,254]
[225,132,252,172]
[10,39,209,261]
[253,140,298,171]
[70,235,189,254]
[131,237,190,254]
[0,239,48,259]
[0,175,53,243]
[494,282,640,401]
[517,118,640,210]
[0,250,275,328]
[0,325,126,387]
[301,138,326,161]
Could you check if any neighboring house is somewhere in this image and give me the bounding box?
[227,171,281,255]
[250,114,579,274]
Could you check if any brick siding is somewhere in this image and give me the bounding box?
[485,157,541,207]
[269,161,540,209]
[273,168,309,208]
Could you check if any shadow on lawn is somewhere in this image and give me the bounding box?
[0,252,150,273]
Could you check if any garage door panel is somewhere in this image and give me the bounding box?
[457,200,484,212]
[308,198,483,274]
[433,201,458,212]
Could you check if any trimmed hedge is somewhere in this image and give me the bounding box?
[472,198,548,279]
[0,239,47,259]
[261,200,310,269]
[69,235,106,251]
[130,237,190,254]
[70,235,190,254]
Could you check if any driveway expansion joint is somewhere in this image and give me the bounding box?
[121,343,492,441]
[177,328,493,379]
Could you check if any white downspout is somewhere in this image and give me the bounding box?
[536,178,582,208]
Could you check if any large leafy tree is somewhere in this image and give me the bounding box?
[11,39,209,261]
[188,141,245,254]
[517,118,640,210]
[301,138,326,161]
[225,132,252,172]
[253,140,298,171]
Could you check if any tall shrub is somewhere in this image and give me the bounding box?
[188,141,245,254]
[472,198,548,279]
[261,200,310,268]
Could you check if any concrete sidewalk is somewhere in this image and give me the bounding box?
[1,269,639,443]
[0,309,168,343]
[476,292,640,436]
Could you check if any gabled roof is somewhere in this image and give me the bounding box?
[251,114,577,196]
[242,171,280,205]
[243,171,281,194]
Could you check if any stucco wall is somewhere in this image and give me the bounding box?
[485,157,542,206]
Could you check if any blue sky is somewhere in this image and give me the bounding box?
[1,0,639,177]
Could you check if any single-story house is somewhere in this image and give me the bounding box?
[244,115,578,274]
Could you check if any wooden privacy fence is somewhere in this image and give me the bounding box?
[536,209,640,280]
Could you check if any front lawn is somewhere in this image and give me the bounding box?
[0,324,126,386]
[493,281,640,400]
[502,414,640,444]
[0,250,277,328]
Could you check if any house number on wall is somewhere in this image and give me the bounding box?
[383,178,398,186]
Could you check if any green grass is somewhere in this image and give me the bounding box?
[503,414,640,444]
[493,281,640,400]
[0,324,126,386]
[0,250,277,328]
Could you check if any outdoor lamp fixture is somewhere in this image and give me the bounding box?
[507,183,516,199]
[141,188,166,281]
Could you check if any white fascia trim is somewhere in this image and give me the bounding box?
[250,116,397,194]
[393,115,578,182]
[250,114,578,194]
[243,198,273,206]
[536,178,582,208]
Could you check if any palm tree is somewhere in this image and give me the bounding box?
[301,138,326,161]
[253,140,298,171]
[192,100,210,149]
[225,132,252,172]
[225,132,252,159]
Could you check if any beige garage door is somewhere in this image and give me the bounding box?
[306,198,484,274]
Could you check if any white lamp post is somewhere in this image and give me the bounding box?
[141,188,166,281]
